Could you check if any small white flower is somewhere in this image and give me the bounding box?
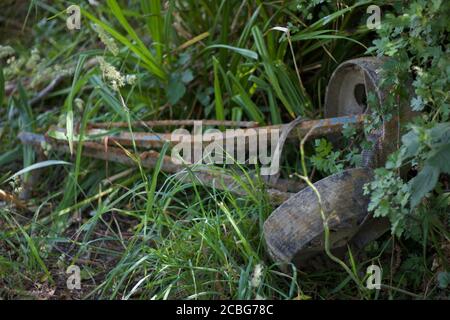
[250,264,263,288]
[6,56,15,64]
[97,56,125,91]
[93,24,119,56]
[0,45,15,59]
[126,74,137,85]
[26,48,41,71]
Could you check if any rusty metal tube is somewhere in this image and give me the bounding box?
[54,114,366,149]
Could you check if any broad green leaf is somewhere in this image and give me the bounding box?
[430,122,450,147]
[167,76,186,105]
[409,165,439,208]
[401,129,420,158]
[427,144,450,174]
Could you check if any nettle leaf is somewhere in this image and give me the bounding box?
[442,103,450,119]
[403,125,450,208]
[409,165,440,208]
[181,69,194,84]
[429,122,450,147]
[427,144,450,173]
[401,129,420,158]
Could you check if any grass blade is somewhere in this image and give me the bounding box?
[141,0,163,62]
[213,57,225,125]
[0,67,4,106]
[228,72,264,124]
[82,8,166,80]
[8,160,72,182]
[205,44,258,60]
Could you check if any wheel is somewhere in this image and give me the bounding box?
[263,168,373,268]
[263,58,412,268]
[324,57,415,168]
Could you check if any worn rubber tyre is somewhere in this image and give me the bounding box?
[264,168,373,267]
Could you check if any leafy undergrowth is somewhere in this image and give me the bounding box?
[0,0,448,299]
